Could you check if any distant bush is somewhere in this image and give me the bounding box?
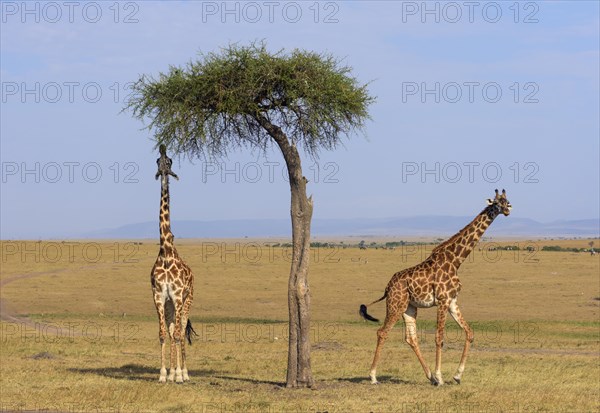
[541,246,585,252]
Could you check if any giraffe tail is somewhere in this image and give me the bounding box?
[185,319,198,345]
[359,293,386,323]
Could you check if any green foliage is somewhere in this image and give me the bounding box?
[385,241,406,248]
[310,242,332,248]
[125,41,375,158]
[541,245,586,252]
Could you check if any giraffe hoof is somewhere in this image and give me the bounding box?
[159,368,167,383]
[453,377,461,385]
[430,376,443,386]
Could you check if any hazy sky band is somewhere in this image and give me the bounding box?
[1,1,598,238]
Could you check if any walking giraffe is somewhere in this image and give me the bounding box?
[360,189,512,385]
[151,144,196,383]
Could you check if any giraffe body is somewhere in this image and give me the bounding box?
[151,145,196,383]
[361,190,511,385]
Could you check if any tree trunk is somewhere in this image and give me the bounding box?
[285,155,313,388]
[256,115,314,388]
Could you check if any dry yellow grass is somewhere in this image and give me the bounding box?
[1,238,598,412]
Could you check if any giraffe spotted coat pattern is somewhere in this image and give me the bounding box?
[360,189,512,386]
[151,145,196,383]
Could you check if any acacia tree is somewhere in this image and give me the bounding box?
[126,43,374,388]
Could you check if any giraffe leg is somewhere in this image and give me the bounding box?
[180,293,193,381]
[159,341,168,382]
[402,305,433,383]
[168,321,176,382]
[173,298,184,384]
[153,290,168,383]
[368,293,406,384]
[432,302,450,386]
[448,298,473,384]
[164,299,177,382]
[180,337,189,380]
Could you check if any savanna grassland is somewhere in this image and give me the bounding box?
[1,238,598,413]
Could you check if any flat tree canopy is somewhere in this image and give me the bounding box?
[126,42,374,388]
[127,42,373,159]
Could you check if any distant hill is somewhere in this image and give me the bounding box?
[84,216,599,239]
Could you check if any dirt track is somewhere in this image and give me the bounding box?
[1,267,81,335]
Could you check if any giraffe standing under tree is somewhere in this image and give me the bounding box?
[360,189,512,386]
[151,144,196,383]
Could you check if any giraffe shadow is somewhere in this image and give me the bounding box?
[68,363,218,382]
[213,375,285,388]
[336,376,413,385]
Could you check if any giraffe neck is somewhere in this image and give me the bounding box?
[159,176,175,256]
[433,204,501,267]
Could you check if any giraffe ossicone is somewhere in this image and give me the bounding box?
[360,189,512,386]
[150,145,196,383]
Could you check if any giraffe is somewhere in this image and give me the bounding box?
[151,144,196,383]
[360,189,511,386]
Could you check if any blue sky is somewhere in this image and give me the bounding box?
[1,1,599,239]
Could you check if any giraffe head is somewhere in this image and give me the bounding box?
[486,189,512,216]
[155,144,179,182]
